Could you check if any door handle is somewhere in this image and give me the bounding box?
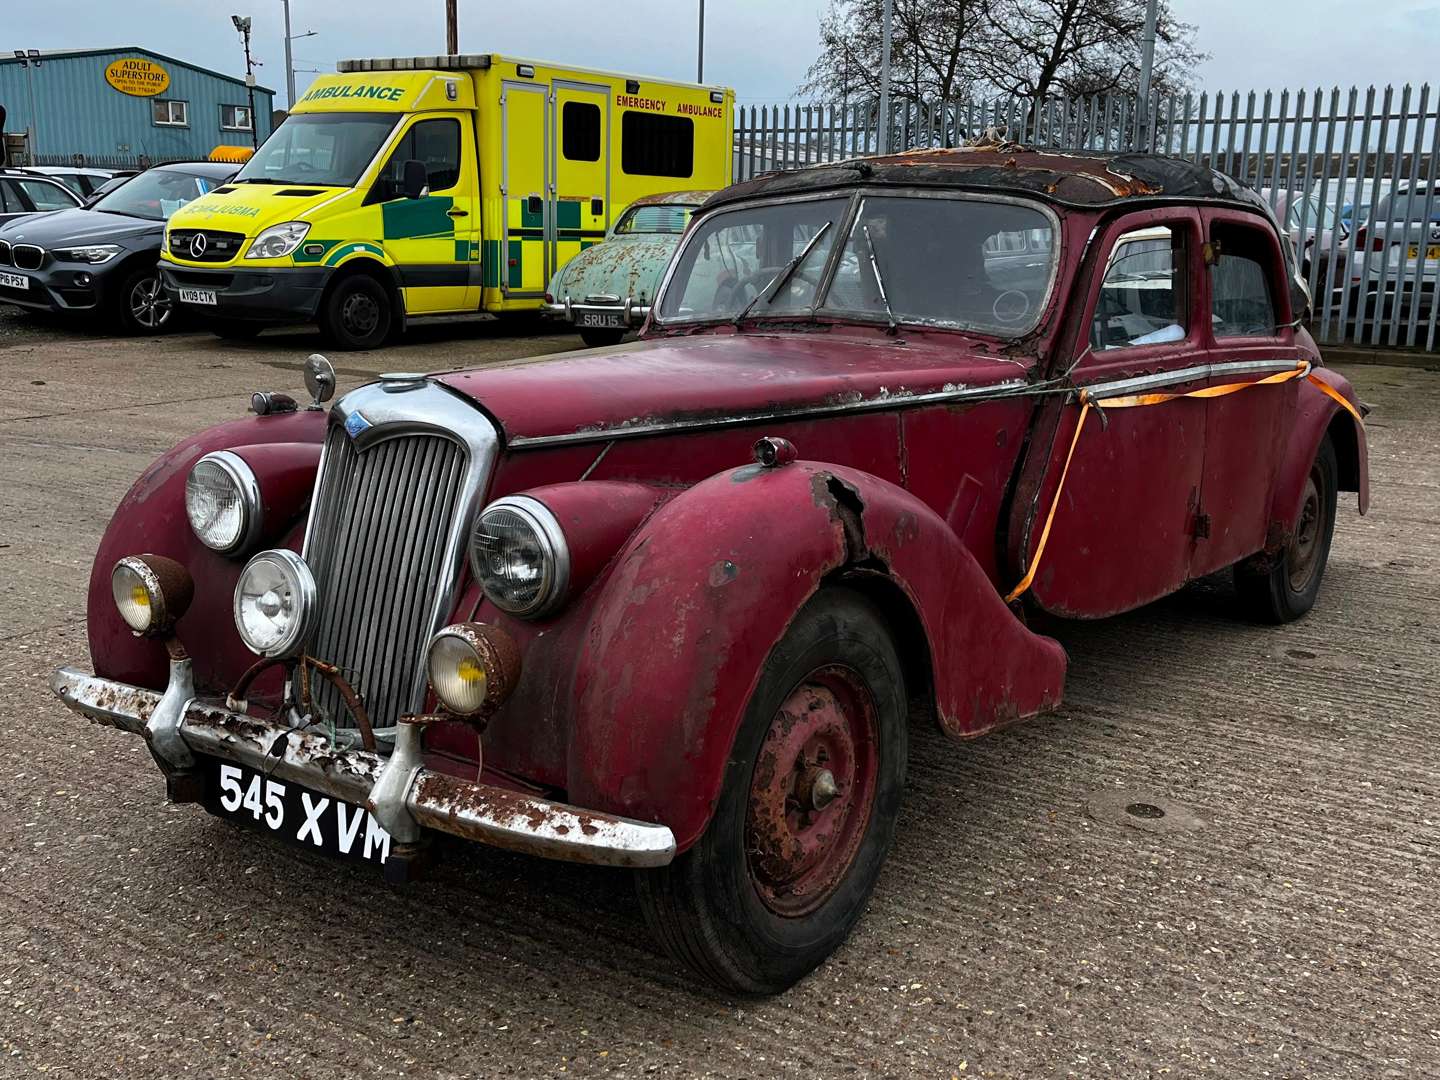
[446,208,468,217]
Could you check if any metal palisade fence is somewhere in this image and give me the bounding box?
[735,87,1440,352]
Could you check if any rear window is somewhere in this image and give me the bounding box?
[614,204,696,235]
[621,112,693,178]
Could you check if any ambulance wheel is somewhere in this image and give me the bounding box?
[1235,435,1338,623]
[635,586,907,995]
[579,327,625,348]
[320,274,393,350]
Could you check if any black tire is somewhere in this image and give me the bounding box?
[579,327,626,348]
[114,265,175,335]
[635,586,907,994]
[318,273,393,350]
[210,320,263,340]
[1235,435,1338,623]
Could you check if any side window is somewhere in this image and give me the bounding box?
[562,102,601,162]
[0,180,13,213]
[1210,224,1278,337]
[621,112,694,178]
[16,178,77,211]
[1091,225,1188,350]
[152,99,188,127]
[375,118,461,198]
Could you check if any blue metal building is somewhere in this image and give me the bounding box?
[0,47,275,167]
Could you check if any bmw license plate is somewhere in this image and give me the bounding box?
[1407,244,1440,260]
[178,287,217,305]
[0,271,29,290]
[204,758,392,865]
[577,311,625,329]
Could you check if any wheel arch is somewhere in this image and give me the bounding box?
[317,254,405,330]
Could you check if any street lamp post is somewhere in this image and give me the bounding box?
[877,0,893,154]
[12,49,42,161]
[1135,0,1159,151]
[697,0,705,84]
[280,0,318,109]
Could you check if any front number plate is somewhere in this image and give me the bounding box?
[204,758,392,865]
[0,271,29,290]
[576,311,626,329]
[178,287,217,305]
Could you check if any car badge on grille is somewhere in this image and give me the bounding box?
[189,233,208,258]
[344,411,372,439]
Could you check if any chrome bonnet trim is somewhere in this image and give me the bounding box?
[303,378,498,713]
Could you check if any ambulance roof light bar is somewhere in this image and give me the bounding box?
[339,55,494,73]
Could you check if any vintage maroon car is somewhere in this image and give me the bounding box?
[52,147,1368,994]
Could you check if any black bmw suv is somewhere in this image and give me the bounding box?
[0,162,236,333]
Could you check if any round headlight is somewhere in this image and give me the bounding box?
[111,554,193,636]
[425,622,522,717]
[186,450,261,555]
[233,549,316,657]
[469,496,569,617]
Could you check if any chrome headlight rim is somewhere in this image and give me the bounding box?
[186,449,262,556]
[111,554,193,636]
[468,494,570,618]
[425,621,522,717]
[232,548,318,658]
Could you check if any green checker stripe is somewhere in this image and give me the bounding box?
[323,241,388,266]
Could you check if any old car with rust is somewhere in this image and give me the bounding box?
[51,146,1368,995]
[543,189,712,347]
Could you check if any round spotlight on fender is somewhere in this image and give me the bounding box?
[233,549,317,657]
[111,554,194,636]
[425,622,522,718]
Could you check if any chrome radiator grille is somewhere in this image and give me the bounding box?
[305,423,468,730]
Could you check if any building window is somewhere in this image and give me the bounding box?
[152,99,189,127]
[621,112,693,178]
[220,104,253,132]
[562,101,601,162]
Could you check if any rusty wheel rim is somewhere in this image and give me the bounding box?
[1287,471,1324,593]
[745,665,880,918]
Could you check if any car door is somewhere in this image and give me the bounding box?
[1192,209,1303,576]
[1020,207,1209,618]
[367,114,479,314]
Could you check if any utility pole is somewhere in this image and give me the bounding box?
[697,0,706,83]
[12,50,41,161]
[446,0,458,54]
[280,1,317,110]
[1135,0,1159,151]
[877,0,893,154]
[233,15,260,149]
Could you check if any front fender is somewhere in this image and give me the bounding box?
[86,410,325,699]
[568,459,1067,851]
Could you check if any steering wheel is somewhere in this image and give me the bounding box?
[992,289,1032,324]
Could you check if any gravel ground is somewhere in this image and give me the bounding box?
[0,308,1436,1079]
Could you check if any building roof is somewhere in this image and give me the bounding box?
[0,46,275,95]
[708,143,1270,214]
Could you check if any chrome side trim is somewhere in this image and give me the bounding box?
[506,377,1032,449]
[1078,358,1302,402]
[50,666,676,868]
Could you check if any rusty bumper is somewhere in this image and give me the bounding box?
[49,665,676,868]
[543,297,651,326]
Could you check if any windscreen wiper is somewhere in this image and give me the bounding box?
[861,223,899,334]
[233,177,291,185]
[733,220,833,328]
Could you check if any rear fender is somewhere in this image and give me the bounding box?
[568,459,1067,852]
[1268,369,1369,548]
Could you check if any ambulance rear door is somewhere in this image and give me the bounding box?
[550,80,611,279]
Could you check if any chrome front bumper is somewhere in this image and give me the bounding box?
[50,664,676,869]
[542,296,650,326]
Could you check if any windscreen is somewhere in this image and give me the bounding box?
[234,112,398,188]
[91,170,223,221]
[657,194,1057,335]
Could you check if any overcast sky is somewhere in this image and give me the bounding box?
[5,0,1440,108]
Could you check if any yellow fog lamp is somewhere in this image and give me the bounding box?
[425,622,521,718]
[111,554,194,636]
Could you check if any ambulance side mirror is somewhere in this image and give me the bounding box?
[401,160,428,200]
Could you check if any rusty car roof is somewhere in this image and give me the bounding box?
[629,189,717,207]
[705,143,1269,214]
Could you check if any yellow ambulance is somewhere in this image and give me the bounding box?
[158,55,733,348]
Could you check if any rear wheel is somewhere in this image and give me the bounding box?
[635,587,907,994]
[579,327,626,348]
[319,274,393,350]
[115,266,174,334]
[1235,436,1338,623]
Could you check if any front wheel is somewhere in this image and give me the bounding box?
[635,586,907,994]
[115,267,175,335]
[319,274,393,350]
[1235,435,1338,622]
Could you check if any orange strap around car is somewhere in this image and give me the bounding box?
[1004,360,1363,605]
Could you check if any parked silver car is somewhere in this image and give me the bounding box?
[1351,184,1440,316]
